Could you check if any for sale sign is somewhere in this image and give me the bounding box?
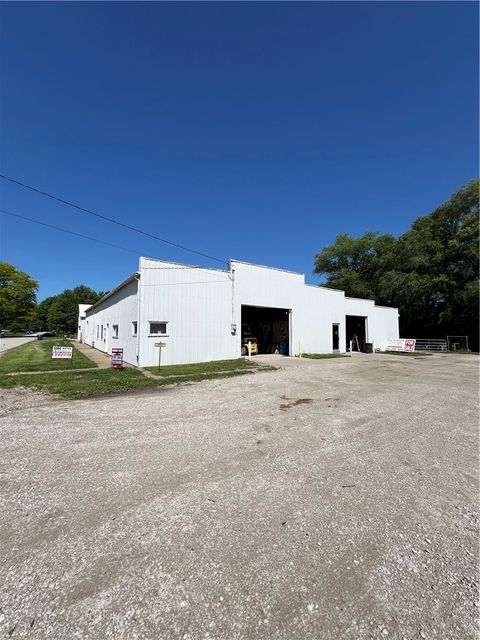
[111,347,124,368]
[385,338,416,352]
[52,346,73,359]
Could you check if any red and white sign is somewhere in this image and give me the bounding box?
[52,346,73,359]
[385,338,416,352]
[111,347,124,368]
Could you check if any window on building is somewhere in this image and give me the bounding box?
[97,325,99,339]
[149,321,168,335]
[132,321,138,336]
[101,325,104,340]
[112,324,119,339]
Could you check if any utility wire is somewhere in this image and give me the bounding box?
[0,173,227,265]
[0,208,144,256]
[1,208,231,274]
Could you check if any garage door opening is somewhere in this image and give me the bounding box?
[241,305,290,355]
[346,315,367,352]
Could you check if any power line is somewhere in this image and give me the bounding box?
[0,208,143,256]
[0,173,227,265]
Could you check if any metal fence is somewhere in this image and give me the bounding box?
[414,339,447,352]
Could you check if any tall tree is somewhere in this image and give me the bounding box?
[46,285,107,335]
[314,180,479,348]
[0,262,38,331]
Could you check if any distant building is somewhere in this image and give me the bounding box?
[78,257,399,367]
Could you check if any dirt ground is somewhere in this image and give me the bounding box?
[1,353,478,639]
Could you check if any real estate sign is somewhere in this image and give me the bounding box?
[52,346,73,359]
[385,338,416,352]
[111,348,124,368]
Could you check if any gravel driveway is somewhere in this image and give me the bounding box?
[1,353,478,639]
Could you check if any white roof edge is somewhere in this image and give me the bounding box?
[85,272,139,313]
[229,258,303,276]
[140,256,228,273]
[304,284,345,293]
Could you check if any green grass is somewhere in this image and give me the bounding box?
[144,358,258,376]
[0,368,158,398]
[381,351,433,357]
[0,338,97,373]
[301,353,350,359]
[0,359,265,399]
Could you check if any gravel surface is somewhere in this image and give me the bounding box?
[0,387,52,417]
[1,353,478,639]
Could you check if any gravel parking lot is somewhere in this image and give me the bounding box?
[1,353,478,639]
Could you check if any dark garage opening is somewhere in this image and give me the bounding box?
[346,315,366,352]
[241,305,290,355]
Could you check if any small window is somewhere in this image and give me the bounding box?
[132,321,138,336]
[97,325,99,339]
[149,321,168,335]
[112,324,119,339]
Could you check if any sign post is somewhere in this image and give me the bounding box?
[111,348,124,370]
[155,342,167,369]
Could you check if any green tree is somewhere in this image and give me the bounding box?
[0,262,38,331]
[313,179,479,348]
[33,295,56,332]
[46,285,107,335]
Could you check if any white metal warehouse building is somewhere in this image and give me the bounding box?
[78,257,399,367]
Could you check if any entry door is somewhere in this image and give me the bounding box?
[332,324,340,351]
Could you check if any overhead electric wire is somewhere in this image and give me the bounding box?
[0,208,144,256]
[0,208,232,278]
[0,173,227,265]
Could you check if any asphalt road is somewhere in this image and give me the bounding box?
[1,353,478,639]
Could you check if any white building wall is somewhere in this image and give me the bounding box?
[79,257,400,367]
[84,277,139,366]
[77,304,91,342]
[138,257,236,366]
[230,260,399,356]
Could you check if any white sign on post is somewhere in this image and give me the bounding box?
[154,342,166,368]
[384,338,416,352]
[52,346,73,359]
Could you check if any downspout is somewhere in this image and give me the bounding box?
[135,271,141,367]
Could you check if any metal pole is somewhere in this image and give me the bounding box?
[158,346,161,370]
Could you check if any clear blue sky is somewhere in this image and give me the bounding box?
[0,1,478,300]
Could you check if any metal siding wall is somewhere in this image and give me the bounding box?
[83,279,139,366]
[138,258,237,367]
[231,262,399,356]
[81,258,399,367]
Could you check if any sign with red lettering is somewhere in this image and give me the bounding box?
[52,346,73,359]
[385,338,416,352]
[111,348,124,368]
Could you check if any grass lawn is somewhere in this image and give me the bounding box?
[301,353,350,359]
[0,338,97,373]
[0,358,267,399]
[381,351,433,357]
[0,368,158,398]
[144,358,258,377]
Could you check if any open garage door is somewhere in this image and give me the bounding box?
[346,315,367,352]
[241,305,290,355]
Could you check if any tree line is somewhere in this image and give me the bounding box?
[1,179,478,345]
[0,265,106,335]
[314,179,479,349]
